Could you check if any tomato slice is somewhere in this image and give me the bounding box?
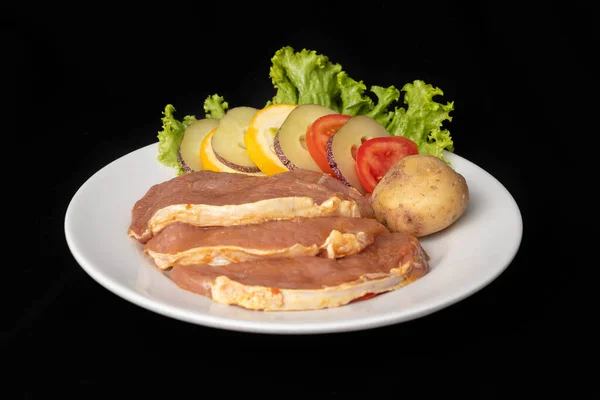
[306,114,352,176]
[355,136,419,193]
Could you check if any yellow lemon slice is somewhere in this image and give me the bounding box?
[244,104,297,175]
[200,128,264,175]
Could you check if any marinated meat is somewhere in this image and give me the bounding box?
[144,217,389,269]
[169,232,429,311]
[128,169,374,243]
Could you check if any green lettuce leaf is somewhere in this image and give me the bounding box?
[387,80,454,162]
[336,72,401,127]
[269,46,343,110]
[157,104,197,175]
[268,47,403,122]
[336,72,373,116]
[366,85,401,127]
[204,94,229,118]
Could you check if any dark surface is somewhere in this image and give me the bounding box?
[6,1,592,395]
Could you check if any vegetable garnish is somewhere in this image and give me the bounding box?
[386,81,455,160]
[156,46,455,174]
[157,104,197,175]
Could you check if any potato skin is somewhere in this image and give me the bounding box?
[371,154,469,237]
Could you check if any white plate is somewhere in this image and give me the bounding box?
[65,142,522,334]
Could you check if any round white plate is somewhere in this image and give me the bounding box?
[65,143,522,334]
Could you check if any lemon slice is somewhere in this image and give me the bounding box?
[200,128,264,175]
[244,104,297,175]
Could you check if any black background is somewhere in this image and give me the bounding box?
[5,0,593,396]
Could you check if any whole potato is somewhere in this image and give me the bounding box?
[371,154,469,237]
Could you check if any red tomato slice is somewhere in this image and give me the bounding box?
[306,114,352,176]
[355,136,419,193]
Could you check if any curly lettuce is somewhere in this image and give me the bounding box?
[268,46,400,120]
[157,104,197,175]
[203,94,229,119]
[268,47,343,109]
[387,81,455,161]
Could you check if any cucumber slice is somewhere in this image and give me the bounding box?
[274,104,337,171]
[211,107,261,173]
[178,118,220,172]
[326,116,390,194]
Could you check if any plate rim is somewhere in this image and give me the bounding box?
[64,142,523,334]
